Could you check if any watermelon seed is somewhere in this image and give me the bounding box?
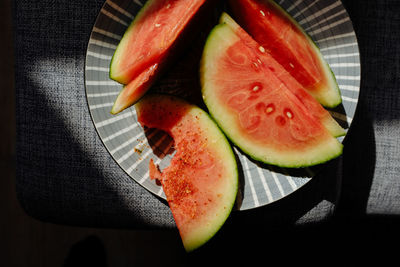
[258,46,265,53]
[166,3,171,9]
[284,108,294,119]
[155,23,161,28]
[260,10,266,16]
[265,103,275,114]
[289,63,295,68]
[251,82,263,93]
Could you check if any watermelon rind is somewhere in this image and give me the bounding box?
[135,94,238,252]
[200,22,343,168]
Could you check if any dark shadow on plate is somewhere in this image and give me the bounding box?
[233,156,343,225]
[233,151,246,210]
[326,103,350,130]
[144,127,175,160]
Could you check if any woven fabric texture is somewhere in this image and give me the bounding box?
[13,0,400,228]
[13,0,175,228]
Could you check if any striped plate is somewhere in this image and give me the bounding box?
[85,0,360,210]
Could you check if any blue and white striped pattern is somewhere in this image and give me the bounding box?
[85,0,360,210]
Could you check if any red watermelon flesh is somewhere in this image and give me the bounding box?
[136,94,238,252]
[217,42,326,148]
[109,0,214,114]
[201,22,342,167]
[110,0,208,84]
[219,13,345,137]
[228,0,342,108]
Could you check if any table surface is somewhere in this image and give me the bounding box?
[13,0,400,230]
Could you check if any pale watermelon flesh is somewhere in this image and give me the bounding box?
[219,13,345,137]
[228,0,342,108]
[135,94,238,252]
[109,0,209,114]
[201,22,343,167]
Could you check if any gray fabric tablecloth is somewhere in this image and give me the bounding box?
[13,0,400,230]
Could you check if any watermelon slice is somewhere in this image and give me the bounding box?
[109,0,214,114]
[219,13,345,137]
[111,64,158,114]
[200,21,343,167]
[135,94,238,252]
[228,0,342,108]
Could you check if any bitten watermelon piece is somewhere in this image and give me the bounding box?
[109,0,213,114]
[200,21,343,167]
[219,13,345,137]
[228,0,342,108]
[135,94,238,252]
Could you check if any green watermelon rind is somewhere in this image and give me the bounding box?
[184,108,238,252]
[135,94,238,252]
[200,23,343,168]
